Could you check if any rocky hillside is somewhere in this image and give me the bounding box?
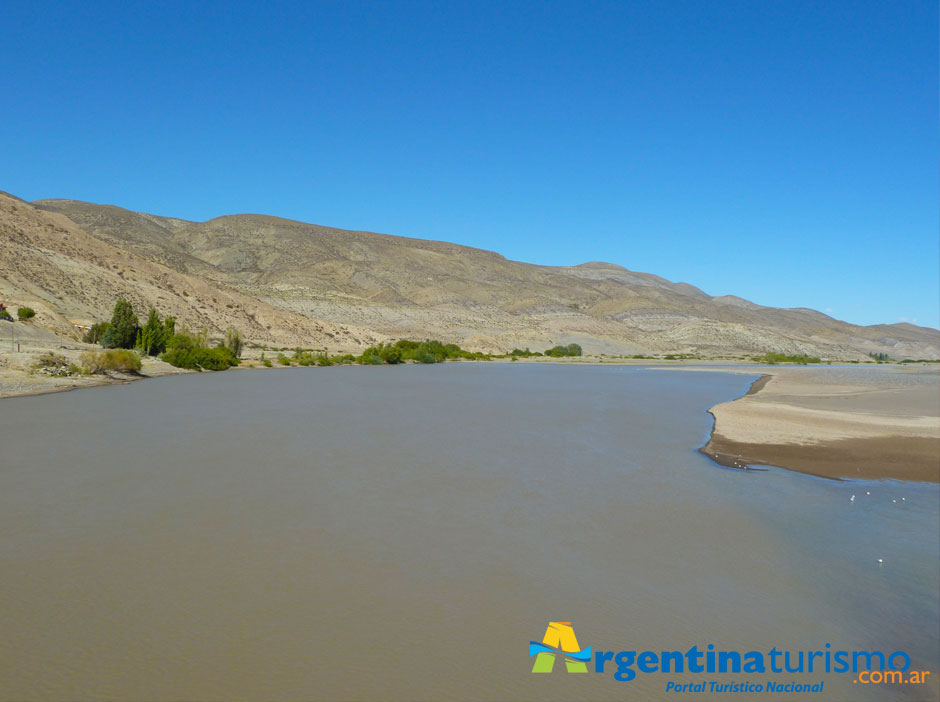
[0,192,381,349]
[2,192,936,358]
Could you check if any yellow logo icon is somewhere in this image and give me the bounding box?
[530,621,591,673]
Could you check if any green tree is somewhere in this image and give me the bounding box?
[138,309,167,356]
[17,307,36,320]
[83,321,110,344]
[102,299,139,349]
[566,343,582,357]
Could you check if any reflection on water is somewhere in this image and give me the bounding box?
[0,365,937,700]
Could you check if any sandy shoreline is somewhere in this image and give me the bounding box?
[700,366,940,482]
[0,333,192,399]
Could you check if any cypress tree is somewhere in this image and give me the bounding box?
[102,299,139,349]
[140,309,167,356]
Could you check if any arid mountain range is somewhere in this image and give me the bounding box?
[2,190,937,359]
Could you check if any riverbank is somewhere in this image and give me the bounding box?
[699,366,940,482]
[0,335,191,399]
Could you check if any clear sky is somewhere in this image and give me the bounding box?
[2,1,937,328]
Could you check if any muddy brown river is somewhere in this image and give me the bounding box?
[1,364,937,700]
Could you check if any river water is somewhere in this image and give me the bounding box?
[0,364,937,700]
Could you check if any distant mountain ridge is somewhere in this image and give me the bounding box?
[2,192,936,359]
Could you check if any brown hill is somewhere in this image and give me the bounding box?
[0,192,380,349]
[3,193,936,358]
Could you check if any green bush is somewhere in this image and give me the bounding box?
[81,349,143,374]
[359,348,384,365]
[509,348,543,357]
[0,309,12,321]
[160,331,240,371]
[277,353,291,366]
[17,307,36,320]
[165,332,203,352]
[379,344,403,364]
[756,352,821,365]
[543,343,584,358]
[161,345,239,371]
[355,339,490,365]
[198,346,240,370]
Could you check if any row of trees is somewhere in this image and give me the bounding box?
[83,299,176,354]
[755,352,821,365]
[358,339,489,365]
[86,300,243,371]
[509,343,583,358]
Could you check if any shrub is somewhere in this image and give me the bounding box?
[224,328,243,358]
[33,353,84,377]
[356,339,491,365]
[197,346,239,370]
[757,352,821,365]
[0,309,12,321]
[379,344,402,364]
[33,352,69,369]
[17,307,36,320]
[277,353,291,366]
[80,349,142,374]
[161,345,239,371]
[165,332,202,352]
[357,347,384,364]
[262,358,273,367]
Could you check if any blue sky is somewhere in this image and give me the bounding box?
[2,1,937,328]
